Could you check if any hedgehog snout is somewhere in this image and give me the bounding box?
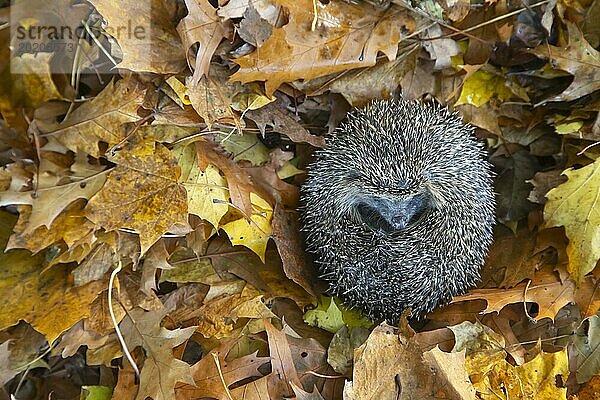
[355,192,430,233]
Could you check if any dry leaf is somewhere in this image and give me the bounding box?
[86,138,188,254]
[232,0,416,95]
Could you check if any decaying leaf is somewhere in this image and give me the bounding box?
[36,78,145,157]
[232,0,417,95]
[118,307,195,400]
[86,138,188,254]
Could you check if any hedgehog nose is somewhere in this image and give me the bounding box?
[391,215,408,230]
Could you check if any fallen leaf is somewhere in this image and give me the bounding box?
[36,78,145,157]
[544,159,600,283]
[86,138,188,254]
[175,337,270,399]
[573,316,600,384]
[532,22,600,102]
[232,0,416,95]
[221,193,273,261]
[453,267,600,321]
[0,211,105,343]
[119,307,196,400]
[90,0,186,74]
[173,143,229,228]
[177,0,231,83]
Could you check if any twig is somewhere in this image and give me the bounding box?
[108,261,140,380]
[212,352,234,400]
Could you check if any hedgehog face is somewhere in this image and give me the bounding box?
[354,191,432,233]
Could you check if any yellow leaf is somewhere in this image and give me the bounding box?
[0,211,104,344]
[456,70,517,107]
[173,144,229,228]
[544,160,600,283]
[165,76,191,105]
[473,349,568,399]
[222,193,272,262]
[86,139,188,254]
[9,53,63,108]
[0,172,107,234]
[555,121,583,135]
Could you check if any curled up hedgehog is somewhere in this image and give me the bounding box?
[301,99,496,323]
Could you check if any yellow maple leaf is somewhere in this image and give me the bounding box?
[222,193,272,262]
[544,160,600,283]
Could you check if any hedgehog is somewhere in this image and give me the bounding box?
[301,98,495,322]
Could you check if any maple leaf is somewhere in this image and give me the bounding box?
[532,21,600,102]
[35,78,145,157]
[118,307,196,400]
[231,0,416,95]
[0,211,105,343]
[85,138,188,254]
[0,170,107,235]
[177,0,231,83]
[90,0,186,74]
[543,159,600,283]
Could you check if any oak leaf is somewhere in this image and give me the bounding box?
[231,0,416,95]
[175,337,270,399]
[118,307,195,400]
[453,267,600,321]
[532,22,600,102]
[177,0,231,83]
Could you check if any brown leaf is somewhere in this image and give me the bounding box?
[344,322,444,399]
[86,138,188,254]
[175,338,271,399]
[196,139,254,216]
[453,267,600,321]
[271,204,318,296]
[265,319,302,398]
[187,64,241,128]
[36,78,146,157]
[177,0,231,83]
[531,22,600,102]
[119,307,196,400]
[246,100,325,148]
[232,0,416,95]
[90,0,186,74]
